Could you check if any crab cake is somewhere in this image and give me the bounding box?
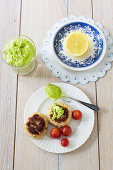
[24,112,48,139]
[46,102,72,127]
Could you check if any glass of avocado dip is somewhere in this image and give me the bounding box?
[1,35,36,75]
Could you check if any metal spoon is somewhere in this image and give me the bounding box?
[62,96,100,111]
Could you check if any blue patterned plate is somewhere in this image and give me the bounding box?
[53,22,106,71]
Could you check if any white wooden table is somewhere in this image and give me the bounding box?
[0,0,113,170]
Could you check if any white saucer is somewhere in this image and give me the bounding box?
[40,16,113,84]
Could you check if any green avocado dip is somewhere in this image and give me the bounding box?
[45,84,62,100]
[3,38,35,67]
[45,84,65,119]
[52,103,64,120]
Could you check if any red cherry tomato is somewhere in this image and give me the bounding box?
[61,126,72,136]
[61,138,69,147]
[50,128,61,138]
[72,110,82,120]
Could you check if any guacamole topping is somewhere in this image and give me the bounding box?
[3,38,35,67]
[45,84,62,100]
[45,84,66,119]
[52,103,64,120]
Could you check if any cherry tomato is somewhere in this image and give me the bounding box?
[61,138,69,147]
[72,110,82,120]
[50,128,61,138]
[61,126,72,136]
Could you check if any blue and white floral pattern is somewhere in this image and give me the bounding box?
[54,22,104,69]
[40,16,113,84]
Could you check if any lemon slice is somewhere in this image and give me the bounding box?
[64,31,89,57]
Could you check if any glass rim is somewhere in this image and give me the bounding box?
[1,35,36,68]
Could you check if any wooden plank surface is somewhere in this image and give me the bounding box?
[0,0,21,170]
[70,0,92,17]
[13,0,67,170]
[93,0,113,169]
[1,0,113,170]
[60,0,99,170]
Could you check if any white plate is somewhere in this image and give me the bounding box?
[24,83,95,153]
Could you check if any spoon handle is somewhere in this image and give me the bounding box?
[66,97,100,111]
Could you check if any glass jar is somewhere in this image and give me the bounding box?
[1,35,36,75]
